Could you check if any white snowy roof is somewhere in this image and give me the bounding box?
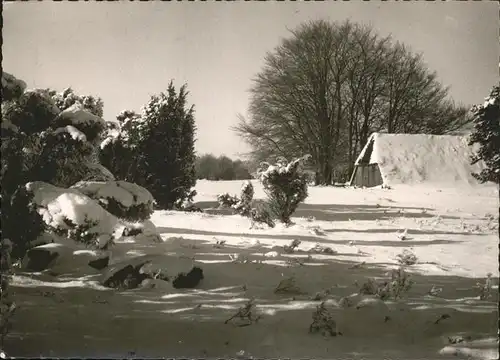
[354,133,487,186]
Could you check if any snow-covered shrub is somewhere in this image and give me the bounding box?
[71,181,155,221]
[249,204,275,229]
[32,129,96,188]
[54,216,101,247]
[1,73,119,259]
[2,89,60,136]
[26,182,126,249]
[219,181,255,216]
[50,87,104,118]
[475,273,493,300]
[217,193,240,208]
[233,180,254,216]
[309,301,341,336]
[81,163,115,182]
[359,267,414,300]
[53,103,106,144]
[396,249,418,266]
[99,83,197,210]
[1,186,46,260]
[1,71,26,101]
[469,85,500,184]
[258,155,309,225]
[388,266,414,300]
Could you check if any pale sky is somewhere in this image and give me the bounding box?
[3,1,498,159]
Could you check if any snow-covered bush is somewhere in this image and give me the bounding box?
[396,249,418,266]
[1,71,26,101]
[50,87,104,118]
[2,89,60,135]
[26,182,127,249]
[359,267,414,300]
[99,83,197,210]
[71,181,155,221]
[32,129,96,188]
[258,155,310,225]
[1,186,46,259]
[249,204,275,229]
[388,266,414,300]
[218,181,255,217]
[53,103,106,145]
[217,193,240,208]
[475,273,493,300]
[233,180,254,216]
[469,85,500,184]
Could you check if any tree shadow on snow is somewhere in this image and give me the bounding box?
[195,200,460,222]
[156,226,466,248]
[7,256,498,359]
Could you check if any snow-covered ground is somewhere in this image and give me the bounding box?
[9,180,498,359]
[153,180,499,279]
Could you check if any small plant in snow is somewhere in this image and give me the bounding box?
[388,266,415,300]
[310,287,335,301]
[475,273,493,300]
[258,155,310,225]
[283,239,301,253]
[428,285,443,297]
[213,239,226,249]
[397,229,408,240]
[274,276,306,295]
[308,225,325,236]
[308,243,337,255]
[224,298,261,326]
[396,249,418,266]
[309,301,342,336]
[359,267,414,300]
[229,253,250,264]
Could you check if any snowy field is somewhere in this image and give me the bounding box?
[172,180,499,279]
[8,180,499,359]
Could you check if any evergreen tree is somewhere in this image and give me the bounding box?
[469,85,500,184]
[102,82,197,209]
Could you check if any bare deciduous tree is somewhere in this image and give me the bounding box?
[233,20,470,185]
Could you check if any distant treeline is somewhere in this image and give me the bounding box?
[195,154,253,180]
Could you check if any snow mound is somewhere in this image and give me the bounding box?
[54,125,87,142]
[355,133,487,186]
[71,181,155,220]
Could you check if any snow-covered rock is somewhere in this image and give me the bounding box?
[71,181,155,221]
